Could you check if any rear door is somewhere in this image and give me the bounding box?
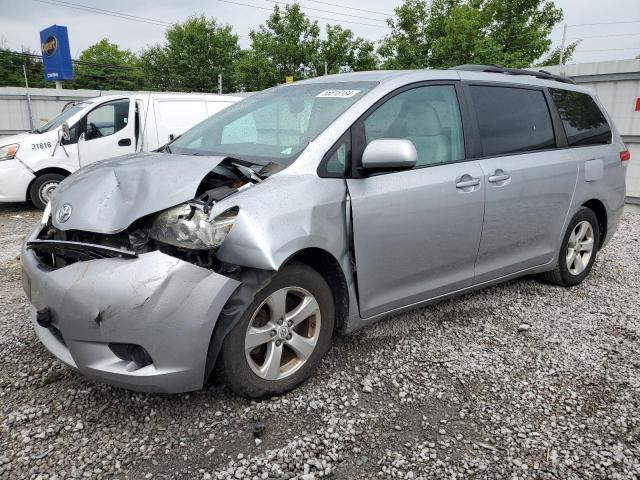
[77,98,136,166]
[466,83,578,283]
[346,82,486,318]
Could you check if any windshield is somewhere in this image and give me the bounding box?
[169,81,377,164]
[34,102,91,133]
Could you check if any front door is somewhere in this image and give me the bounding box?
[78,98,136,166]
[347,83,485,318]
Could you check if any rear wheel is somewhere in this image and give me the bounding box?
[539,207,600,287]
[29,173,65,210]
[216,263,334,398]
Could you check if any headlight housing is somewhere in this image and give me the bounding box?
[149,203,238,250]
[0,144,19,161]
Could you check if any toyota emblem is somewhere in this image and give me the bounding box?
[56,203,72,223]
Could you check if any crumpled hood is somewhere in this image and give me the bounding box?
[50,152,227,234]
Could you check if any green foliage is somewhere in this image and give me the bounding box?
[537,41,578,67]
[233,49,280,92]
[250,4,321,81]
[140,15,241,93]
[320,25,378,74]
[73,39,143,90]
[0,48,49,88]
[379,0,569,69]
[0,1,570,92]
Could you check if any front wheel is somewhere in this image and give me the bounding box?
[29,173,65,210]
[216,263,335,398]
[539,207,600,287]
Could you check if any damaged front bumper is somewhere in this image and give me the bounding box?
[21,225,240,393]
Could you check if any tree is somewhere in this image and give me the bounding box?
[249,4,321,82]
[141,15,240,93]
[233,49,280,92]
[0,49,48,88]
[319,25,378,74]
[537,41,579,67]
[73,39,143,90]
[379,0,570,70]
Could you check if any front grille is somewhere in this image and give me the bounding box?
[33,225,144,269]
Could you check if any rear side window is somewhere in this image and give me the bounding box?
[470,86,555,156]
[550,89,611,146]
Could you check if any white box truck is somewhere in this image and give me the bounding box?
[0,92,242,208]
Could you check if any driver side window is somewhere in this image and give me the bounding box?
[363,85,465,168]
[84,99,130,141]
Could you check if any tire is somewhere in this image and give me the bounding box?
[539,207,600,287]
[29,173,66,210]
[217,263,335,398]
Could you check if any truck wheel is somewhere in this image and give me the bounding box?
[539,207,600,287]
[29,173,65,210]
[216,263,335,398]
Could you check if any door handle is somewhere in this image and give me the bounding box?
[488,170,510,183]
[456,178,480,189]
[118,138,132,147]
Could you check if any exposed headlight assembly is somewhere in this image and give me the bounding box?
[150,203,238,250]
[0,144,19,161]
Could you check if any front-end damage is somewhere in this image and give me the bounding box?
[23,154,280,392]
[23,150,358,393]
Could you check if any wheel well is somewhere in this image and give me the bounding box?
[582,199,607,248]
[26,168,71,200]
[284,248,349,332]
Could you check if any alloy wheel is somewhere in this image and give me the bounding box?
[566,220,594,275]
[244,287,321,381]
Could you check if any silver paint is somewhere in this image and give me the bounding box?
[22,69,627,393]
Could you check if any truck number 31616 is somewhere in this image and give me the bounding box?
[32,142,52,150]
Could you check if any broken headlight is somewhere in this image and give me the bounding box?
[149,204,238,250]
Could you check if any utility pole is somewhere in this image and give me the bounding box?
[324,61,328,76]
[558,23,568,76]
[22,65,35,130]
[218,74,222,94]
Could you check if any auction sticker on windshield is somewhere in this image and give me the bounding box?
[316,89,361,98]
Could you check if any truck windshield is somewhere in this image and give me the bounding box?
[169,81,377,164]
[34,102,90,133]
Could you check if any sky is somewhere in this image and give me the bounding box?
[0,0,639,64]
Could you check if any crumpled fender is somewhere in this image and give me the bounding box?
[210,172,350,272]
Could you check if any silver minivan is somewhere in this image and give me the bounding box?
[22,66,628,398]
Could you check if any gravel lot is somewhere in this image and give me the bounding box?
[1,203,639,479]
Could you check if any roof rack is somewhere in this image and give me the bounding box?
[450,64,576,85]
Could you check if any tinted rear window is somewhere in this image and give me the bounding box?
[550,89,611,146]
[470,85,555,156]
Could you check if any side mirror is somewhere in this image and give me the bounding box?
[61,122,71,142]
[361,139,417,171]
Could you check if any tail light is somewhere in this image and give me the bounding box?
[620,149,630,166]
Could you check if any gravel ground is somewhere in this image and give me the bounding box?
[1,202,639,480]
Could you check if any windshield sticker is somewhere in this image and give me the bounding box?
[316,89,361,98]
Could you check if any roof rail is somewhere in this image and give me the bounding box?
[450,64,576,85]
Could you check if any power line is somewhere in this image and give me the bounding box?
[32,0,251,39]
[217,0,388,29]
[569,19,640,27]
[264,0,388,24]
[301,0,392,17]
[33,0,172,27]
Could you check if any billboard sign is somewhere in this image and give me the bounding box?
[40,25,73,82]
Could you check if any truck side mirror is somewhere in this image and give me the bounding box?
[61,122,71,142]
